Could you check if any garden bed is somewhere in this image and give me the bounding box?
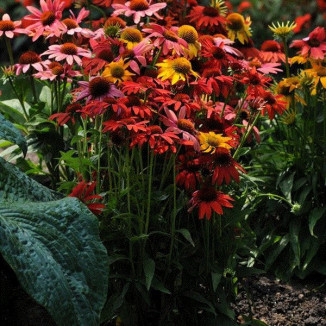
[234,275,326,325]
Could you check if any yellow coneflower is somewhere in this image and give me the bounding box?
[269,21,296,38]
[156,57,200,85]
[275,77,306,107]
[120,27,143,49]
[281,108,297,125]
[102,59,134,84]
[178,25,201,59]
[198,132,232,154]
[226,13,252,44]
[302,63,326,95]
[290,56,308,65]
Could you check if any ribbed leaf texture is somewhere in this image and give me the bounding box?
[0,113,27,156]
[0,159,108,326]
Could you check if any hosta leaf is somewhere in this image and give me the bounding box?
[0,157,60,202]
[0,113,27,156]
[0,198,108,326]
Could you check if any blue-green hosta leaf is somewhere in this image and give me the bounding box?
[0,157,60,202]
[0,198,108,326]
[0,113,27,156]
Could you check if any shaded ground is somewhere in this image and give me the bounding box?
[233,275,326,326]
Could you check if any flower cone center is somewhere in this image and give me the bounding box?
[41,11,56,26]
[178,25,198,44]
[203,7,219,17]
[129,0,150,11]
[227,13,245,31]
[62,18,78,29]
[164,30,179,42]
[19,51,41,64]
[121,28,142,43]
[0,20,15,31]
[172,58,191,74]
[198,187,217,202]
[89,77,111,97]
[60,43,78,55]
[177,119,195,133]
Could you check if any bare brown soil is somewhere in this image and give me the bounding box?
[233,275,326,326]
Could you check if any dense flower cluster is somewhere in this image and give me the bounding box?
[2,0,323,220]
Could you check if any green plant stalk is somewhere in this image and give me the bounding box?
[29,74,38,103]
[144,149,154,235]
[282,36,290,78]
[233,112,261,160]
[167,155,177,270]
[151,46,163,67]
[4,37,14,66]
[89,4,107,18]
[96,115,104,194]
[7,76,28,120]
[125,146,136,276]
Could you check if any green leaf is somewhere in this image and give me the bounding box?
[0,198,108,326]
[309,207,326,237]
[0,157,60,201]
[0,113,27,156]
[151,277,171,294]
[0,99,29,124]
[265,234,289,270]
[143,257,155,291]
[279,172,295,202]
[211,272,222,292]
[0,157,109,326]
[289,220,301,268]
[177,228,195,247]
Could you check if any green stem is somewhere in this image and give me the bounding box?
[90,4,107,18]
[30,74,38,103]
[167,154,177,269]
[7,76,28,120]
[4,37,14,66]
[282,37,290,78]
[233,112,261,160]
[144,150,154,234]
[96,115,104,193]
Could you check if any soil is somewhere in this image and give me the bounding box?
[232,275,326,326]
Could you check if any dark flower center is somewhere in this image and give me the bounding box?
[177,119,195,133]
[19,51,41,64]
[164,30,179,42]
[202,7,219,17]
[127,95,141,107]
[0,20,15,31]
[261,40,281,52]
[60,43,78,55]
[49,62,64,75]
[213,47,226,59]
[97,49,114,62]
[89,77,111,97]
[198,187,217,202]
[172,58,191,74]
[121,28,142,43]
[129,0,150,11]
[215,152,232,166]
[307,37,321,48]
[62,18,78,29]
[41,11,56,26]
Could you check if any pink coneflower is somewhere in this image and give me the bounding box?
[0,14,21,38]
[62,8,94,38]
[33,61,81,81]
[41,43,91,65]
[15,51,49,75]
[290,27,326,60]
[76,76,124,102]
[244,58,282,74]
[24,0,66,41]
[118,39,153,74]
[161,106,200,151]
[213,37,243,57]
[143,24,188,56]
[112,0,167,24]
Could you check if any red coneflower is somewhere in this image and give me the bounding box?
[188,186,234,220]
[259,40,285,63]
[212,148,246,185]
[15,51,49,75]
[290,27,326,60]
